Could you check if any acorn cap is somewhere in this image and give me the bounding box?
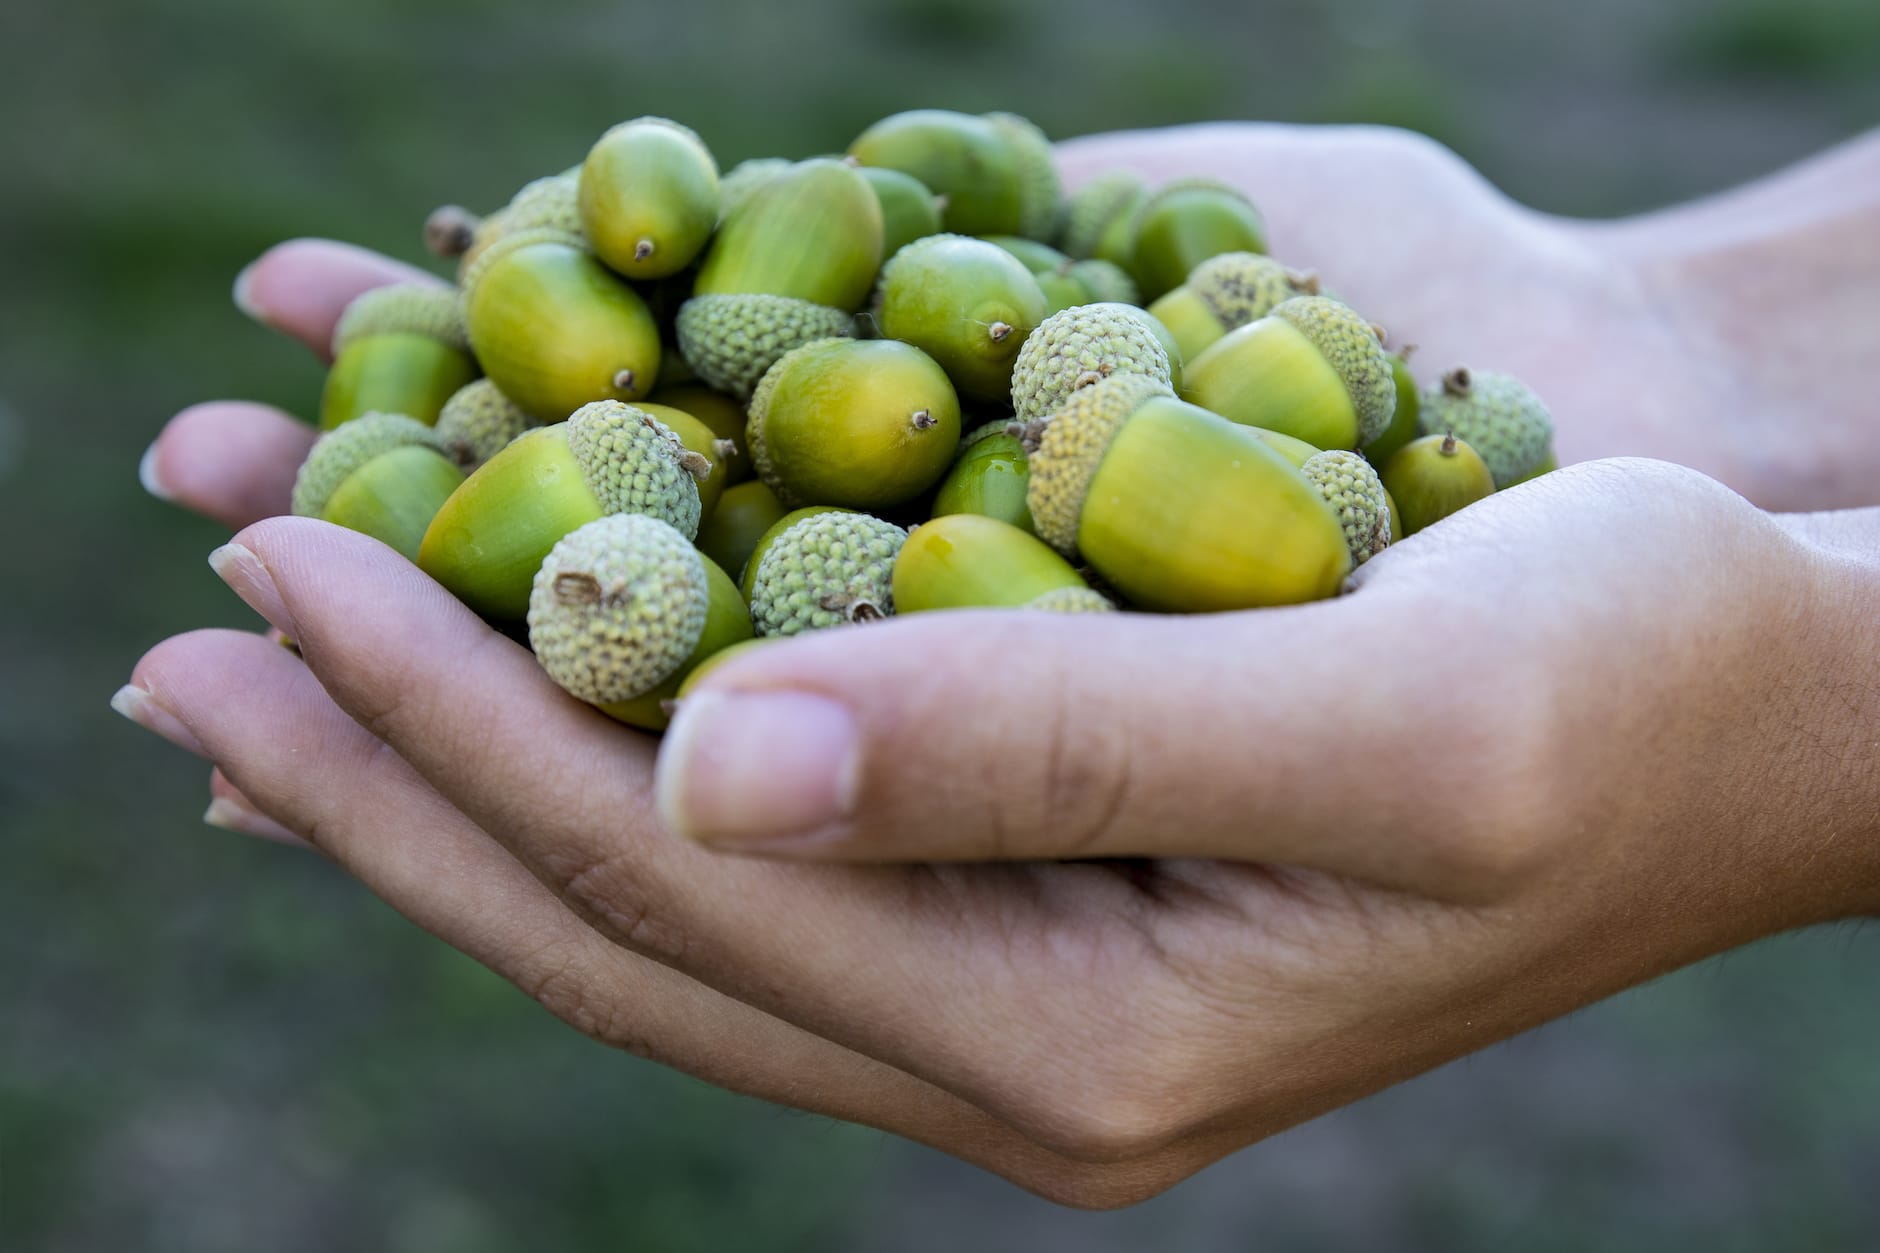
[330,284,469,355]
[505,174,584,238]
[291,411,444,518]
[1270,296,1396,446]
[1065,259,1139,306]
[1060,171,1146,259]
[527,514,709,705]
[434,379,538,471]
[1300,450,1391,566]
[1188,253,1309,329]
[981,112,1062,240]
[1010,302,1172,425]
[1024,586,1116,613]
[744,509,908,636]
[458,225,588,304]
[1418,367,1555,489]
[674,294,854,397]
[1022,372,1172,556]
[565,400,708,538]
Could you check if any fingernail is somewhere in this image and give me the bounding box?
[209,542,295,636]
[656,689,859,848]
[231,260,269,326]
[111,684,206,756]
[204,797,308,848]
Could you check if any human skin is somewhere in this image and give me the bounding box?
[121,125,1880,1208]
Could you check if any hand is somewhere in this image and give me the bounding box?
[128,228,1879,1204]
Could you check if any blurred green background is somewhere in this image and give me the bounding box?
[4,0,1878,1248]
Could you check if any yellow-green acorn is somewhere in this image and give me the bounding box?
[874,234,1048,403]
[1065,259,1140,306]
[747,337,961,510]
[1010,302,1172,426]
[418,400,708,620]
[740,507,907,636]
[649,383,751,483]
[672,636,774,702]
[1379,433,1496,535]
[1299,450,1391,566]
[717,157,790,220]
[695,479,788,583]
[434,379,540,473]
[578,117,720,281]
[932,420,1034,533]
[290,412,465,562]
[636,402,733,519]
[1128,178,1268,301]
[862,166,945,259]
[320,284,478,430]
[462,228,662,421]
[1182,295,1395,450]
[528,514,752,732]
[1145,252,1313,364]
[1035,270,1090,318]
[893,514,1112,614]
[1059,170,1147,260]
[1361,350,1422,468]
[1417,367,1555,489]
[981,112,1062,240]
[849,109,1025,236]
[1022,373,1351,611]
[1246,426,1322,469]
[980,235,1071,274]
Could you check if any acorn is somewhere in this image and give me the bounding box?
[1059,170,1147,261]
[1379,433,1496,535]
[462,228,662,421]
[981,112,1062,240]
[528,514,752,732]
[1182,295,1395,450]
[1507,452,1560,487]
[1021,373,1350,611]
[980,235,1072,274]
[1245,426,1322,469]
[1145,252,1314,364]
[320,284,478,430]
[649,383,751,483]
[578,117,720,281]
[694,479,788,583]
[1360,350,1422,469]
[862,166,946,259]
[740,508,907,636]
[1035,270,1092,318]
[1010,303,1172,426]
[747,338,960,510]
[417,400,708,620]
[932,420,1034,533]
[290,412,465,562]
[670,635,776,702]
[717,157,790,220]
[433,379,540,473]
[1064,259,1139,306]
[1127,179,1268,301]
[636,402,732,519]
[874,234,1048,404]
[1417,367,1555,488]
[1299,450,1391,566]
[893,514,1113,615]
[849,109,1026,237]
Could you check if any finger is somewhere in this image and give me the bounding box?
[127,626,1190,1205]
[141,402,315,530]
[235,238,444,361]
[204,768,308,846]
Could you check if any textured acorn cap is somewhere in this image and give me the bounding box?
[1270,296,1396,446]
[458,226,589,304]
[1134,176,1254,223]
[1024,586,1115,613]
[527,514,709,705]
[1021,372,1172,556]
[1065,259,1138,306]
[291,411,444,518]
[982,112,1061,240]
[1188,252,1310,329]
[1418,367,1555,489]
[674,294,855,397]
[718,157,791,219]
[1300,450,1391,565]
[1060,170,1145,259]
[565,400,709,539]
[1010,303,1172,425]
[330,284,469,355]
[746,510,907,636]
[434,379,537,471]
[505,174,584,238]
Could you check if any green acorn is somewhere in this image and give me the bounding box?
[1379,433,1496,535]
[1417,367,1555,489]
[740,508,907,636]
[672,636,775,701]
[1065,259,1139,306]
[980,235,1072,274]
[320,284,479,430]
[578,117,720,281]
[1245,426,1322,469]
[747,338,960,510]
[418,400,708,620]
[1361,349,1422,468]
[874,234,1048,403]
[694,479,788,583]
[893,514,1112,614]
[932,420,1034,533]
[1145,253,1314,364]
[637,402,733,519]
[981,112,1062,239]
[1299,450,1391,566]
[862,166,946,259]
[1182,295,1395,450]
[649,383,752,483]
[849,109,1025,236]
[528,514,752,732]
[462,228,663,421]
[717,157,790,220]
[1059,170,1147,261]
[290,412,465,562]
[1010,303,1172,426]
[1022,373,1350,611]
[1128,179,1268,301]
[433,379,539,473]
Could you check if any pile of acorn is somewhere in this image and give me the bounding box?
[294,108,1556,729]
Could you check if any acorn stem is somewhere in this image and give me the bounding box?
[634,238,656,261]
[423,205,478,258]
[988,321,1013,343]
[909,409,937,430]
[613,368,637,391]
[1442,367,1473,397]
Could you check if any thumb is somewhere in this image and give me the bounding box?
[653,604,1415,875]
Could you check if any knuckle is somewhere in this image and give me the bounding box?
[549,851,689,965]
[1018,681,1136,861]
[994,1043,1199,1166]
[517,946,654,1059]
